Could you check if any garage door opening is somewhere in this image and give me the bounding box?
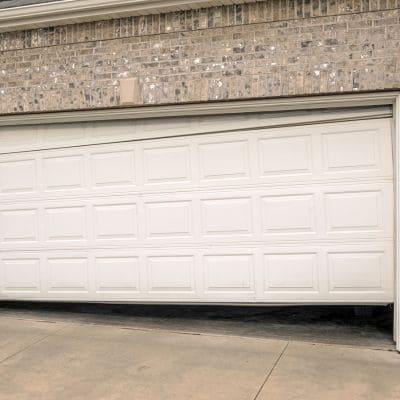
[0,301,394,350]
[0,106,394,307]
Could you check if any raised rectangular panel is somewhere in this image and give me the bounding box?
[47,258,88,292]
[322,130,379,172]
[263,254,318,291]
[145,201,192,238]
[204,254,254,292]
[0,159,36,193]
[258,135,312,176]
[262,194,315,233]
[148,256,194,291]
[2,259,40,292]
[45,206,86,241]
[1,209,38,243]
[143,145,190,184]
[328,252,384,291]
[91,150,136,187]
[201,197,252,236]
[94,204,137,240]
[325,190,382,232]
[43,154,84,190]
[95,257,139,292]
[199,140,249,180]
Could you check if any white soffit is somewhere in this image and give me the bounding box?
[0,0,255,33]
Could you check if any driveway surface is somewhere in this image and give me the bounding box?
[0,304,399,400]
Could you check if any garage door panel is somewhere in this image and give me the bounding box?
[45,257,90,294]
[261,252,321,298]
[95,256,141,294]
[203,253,256,299]
[255,119,392,184]
[201,196,253,238]
[0,183,392,248]
[142,139,194,188]
[147,255,196,295]
[0,201,90,250]
[0,243,394,302]
[41,122,89,145]
[0,117,394,304]
[261,193,316,236]
[198,138,251,183]
[0,208,39,244]
[144,200,194,240]
[0,119,393,200]
[323,182,393,240]
[325,190,383,233]
[257,133,313,178]
[93,201,139,242]
[257,243,393,302]
[42,150,86,192]
[92,249,145,300]
[322,129,380,173]
[0,258,41,295]
[328,252,384,292]
[320,119,393,177]
[259,182,392,241]
[325,243,394,301]
[44,205,87,244]
[90,148,137,190]
[0,156,38,195]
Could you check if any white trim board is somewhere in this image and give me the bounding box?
[0,0,255,32]
[394,94,400,351]
[0,92,398,127]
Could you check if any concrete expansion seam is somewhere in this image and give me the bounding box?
[0,323,71,365]
[252,341,290,400]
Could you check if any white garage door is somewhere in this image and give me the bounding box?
[0,110,394,303]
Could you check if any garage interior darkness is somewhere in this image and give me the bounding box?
[0,301,394,349]
[0,93,399,349]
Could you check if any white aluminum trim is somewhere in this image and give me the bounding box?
[395,94,400,351]
[0,0,253,32]
[0,92,397,127]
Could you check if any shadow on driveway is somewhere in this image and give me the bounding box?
[0,301,394,350]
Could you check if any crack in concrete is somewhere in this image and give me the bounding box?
[252,341,290,400]
[0,323,70,365]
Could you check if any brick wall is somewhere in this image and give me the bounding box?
[0,0,399,114]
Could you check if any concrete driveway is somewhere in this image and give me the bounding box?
[0,306,399,400]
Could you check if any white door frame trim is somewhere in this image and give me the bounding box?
[0,91,399,350]
[394,94,400,351]
[0,92,398,127]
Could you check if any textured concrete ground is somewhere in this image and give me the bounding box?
[0,303,399,400]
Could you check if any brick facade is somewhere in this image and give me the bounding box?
[0,0,399,114]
